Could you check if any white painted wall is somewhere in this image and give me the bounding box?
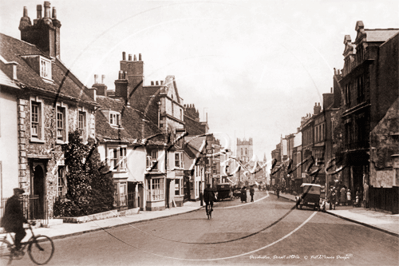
[0,90,18,198]
[126,147,146,183]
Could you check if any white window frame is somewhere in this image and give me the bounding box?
[40,56,52,80]
[56,103,68,143]
[30,97,45,143]
[78,109,87,141]
[109,112,121,127]
[108,146,127,172]
[57,166,66,198]
[147,178,164,201]
[175,152,183,169]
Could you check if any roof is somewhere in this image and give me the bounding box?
[364,29,399,42]
[0,68,19,89]
[96,96,163,144]
[0,33,95,105]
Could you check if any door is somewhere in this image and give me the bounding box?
[32,164,45,219]
[128,182,136,209]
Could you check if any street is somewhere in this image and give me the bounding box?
[11,191,399,266]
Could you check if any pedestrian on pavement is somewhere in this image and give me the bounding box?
[340,186,347,206]
[250,185,255,202]
[241,186,247,203]
[355,187,361,207]
[347,189,352,206]
[363,179,369,208]
[328,187,336,210]
[335,186,340,206]
[1,188,28,253]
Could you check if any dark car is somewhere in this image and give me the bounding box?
[215,183,233,201]
[295,183,322,211]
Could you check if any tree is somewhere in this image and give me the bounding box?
[54,130,114,217]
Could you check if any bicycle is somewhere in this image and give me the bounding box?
[0,222,54,265]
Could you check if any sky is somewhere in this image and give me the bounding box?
[1,0,399,161]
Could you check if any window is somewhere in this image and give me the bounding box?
[31,102,42,139]
[175,152,183,168]
[57,166,66,197]
[57,106,66,141]
[148,178,164,201]
[40,57,52,79]
[175,179,181,195]
[109,147,127,172]
[78,111,86,137]
[109,112,121,126]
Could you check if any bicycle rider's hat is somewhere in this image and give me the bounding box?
[14,187,25,194]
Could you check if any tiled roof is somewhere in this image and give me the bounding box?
[0,69,19,89]
[96,96,163,144]
[0,33,95,105]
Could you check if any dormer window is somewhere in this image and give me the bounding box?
[109,112,121,127]
[40,57,52,80]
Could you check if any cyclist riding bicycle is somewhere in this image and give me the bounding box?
[203,184,215,212]
[1,188,27,255]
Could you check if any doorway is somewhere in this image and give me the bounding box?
[32,164,45,219]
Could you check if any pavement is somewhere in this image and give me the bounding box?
[271,190,399,237]
[1,191,398,242]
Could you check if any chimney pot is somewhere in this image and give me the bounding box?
[44,1,51,19]
[128,54,132,61]
[156,81,159,85]
[139,53,142,61]
[118,71,123,80]
[37,5,42,19]
[124,71,127,79]
[122,52,126,61]
[151,81,154,85]
[101,75,105,84]
[52,7,57,19]
[94,74,98,84]
[134,54,137,61]
[160,80,163,85]
[23,6,28,17]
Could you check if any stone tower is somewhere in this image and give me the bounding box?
[237,138,253,163]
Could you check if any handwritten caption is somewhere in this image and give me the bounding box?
[250,254,353,260]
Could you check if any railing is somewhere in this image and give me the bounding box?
[0,196,49,225]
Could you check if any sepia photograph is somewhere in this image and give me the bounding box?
[0,0,398,265]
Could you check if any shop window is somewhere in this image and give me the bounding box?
[148,178,164,201]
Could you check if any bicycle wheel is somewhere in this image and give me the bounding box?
[0,239,13,265]
[28,235,54,265]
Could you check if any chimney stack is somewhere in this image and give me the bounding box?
[52,6,57,19]
[20,2,62,59]
[93,74,107,96]
[36,4,42,19]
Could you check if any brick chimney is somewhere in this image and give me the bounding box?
[92,74,108,96]
[313,102,321,115]
[115,51,144,104]
[19,2,62,59]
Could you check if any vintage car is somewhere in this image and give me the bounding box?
[295,183,322,210]
[215,183,233,201]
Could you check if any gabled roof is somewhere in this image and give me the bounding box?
[96,96,163,144]
[0,33,95,105]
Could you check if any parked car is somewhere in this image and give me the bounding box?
[295,183,322,211]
